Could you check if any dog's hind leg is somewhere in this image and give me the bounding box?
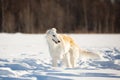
[69,51,77,68]
[62,52,72,68]
[70,52,75,68]
[69,48,79,68]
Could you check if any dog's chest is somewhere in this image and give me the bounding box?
[49,44,63,57]
[52,44,63,52]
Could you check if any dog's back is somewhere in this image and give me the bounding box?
[60,34,78,47]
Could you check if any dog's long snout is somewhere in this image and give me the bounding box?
[58,40,60,43]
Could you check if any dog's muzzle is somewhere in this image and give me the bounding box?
[52,39,60,44]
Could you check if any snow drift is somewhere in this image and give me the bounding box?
[0,33,120,80]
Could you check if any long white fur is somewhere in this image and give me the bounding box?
[46,28,100,68]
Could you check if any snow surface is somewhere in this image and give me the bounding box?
[0,33,120,80]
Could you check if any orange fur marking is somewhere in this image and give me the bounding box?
[61,34,78,47]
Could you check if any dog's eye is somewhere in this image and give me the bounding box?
[53,35,55,37]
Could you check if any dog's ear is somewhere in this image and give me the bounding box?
[46,30,50,34]
[52,28,57,32]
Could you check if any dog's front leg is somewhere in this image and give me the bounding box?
[52,58,58,67]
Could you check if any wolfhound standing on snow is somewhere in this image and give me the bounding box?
[46,28,99,68]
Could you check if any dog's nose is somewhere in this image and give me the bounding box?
[58,41,60,43]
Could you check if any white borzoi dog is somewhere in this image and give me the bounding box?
[46,28,100,68]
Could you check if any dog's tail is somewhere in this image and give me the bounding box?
[79,48,100,60]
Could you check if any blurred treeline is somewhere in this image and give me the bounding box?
[0,0,120,33]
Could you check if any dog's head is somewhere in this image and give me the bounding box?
[46,28,60,44]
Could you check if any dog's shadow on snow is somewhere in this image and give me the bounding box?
[47,72,120,79]
[80,72,120,78]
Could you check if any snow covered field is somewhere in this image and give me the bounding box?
[0,33,120,80]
